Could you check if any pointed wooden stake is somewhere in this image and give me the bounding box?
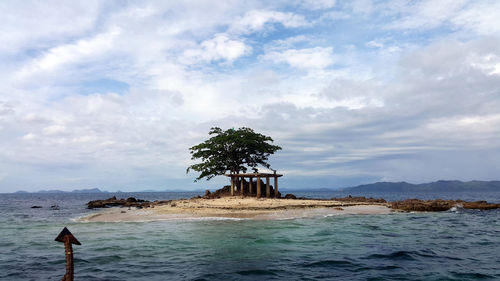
[55,227,81,281]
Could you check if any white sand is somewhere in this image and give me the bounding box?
[79,197,392,222]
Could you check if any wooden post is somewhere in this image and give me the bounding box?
[249,177,253,195]
[240,177,244,197]
[55,227,81,281]
[232,176,235,196]
[256,176,261,198]
[64,239,74,281]
[266,176,270,198]
[274,176,279,198]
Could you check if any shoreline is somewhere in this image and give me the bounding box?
[80,197,393,222]
[80,196,500,223]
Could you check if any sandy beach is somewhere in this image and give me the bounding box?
[80,197,393,222]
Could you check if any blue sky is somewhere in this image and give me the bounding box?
[1,0,500,192]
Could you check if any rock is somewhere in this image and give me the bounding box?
[31,206,42,208]
[50,205,60,210]
[390,199,500,212]
[87,196,150,209]
[463,201,500,210]
[205,189,211,196]
[284,194,297,199]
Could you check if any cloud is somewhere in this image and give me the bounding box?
[300,0,336,10]
[384,0,500,36]
[260,47,334,70]
[230,9,309,34]
[0,0,100,54]
[386,0,467,30]
[17,27,120,78]
[182,33,251,64]
[1,1,500,191]
[451,1,500,35]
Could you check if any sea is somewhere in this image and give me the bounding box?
[0,190,499,281]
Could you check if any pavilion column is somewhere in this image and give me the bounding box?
[256,176,261,198]
[240,177,244,197]
[266,177,270,198]
[230,176,234,196]
[249,177,253,195]
[274,176,279,198]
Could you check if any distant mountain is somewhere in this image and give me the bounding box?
[25,188,106,193]
[37,189,66,193]
[280,187,335,192]
[71,188,105,193]
[342,180,500,192]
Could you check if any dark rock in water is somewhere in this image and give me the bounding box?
[31,206,42,208]
[50,205,60,210]
[87,196,151,209]
[462,201,500,210]
[391,199,454,212]
[390,199,500,212]
[284,194,297,199]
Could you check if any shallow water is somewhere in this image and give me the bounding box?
[1,192,499,280]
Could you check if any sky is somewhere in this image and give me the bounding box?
[1,0,500,192]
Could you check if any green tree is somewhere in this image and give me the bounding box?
[187,127,282,181]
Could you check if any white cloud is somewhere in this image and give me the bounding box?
[366,40,384,48]
[16,27,121,79]
[268,35,311,50]
[182,33,251,64]
[261,47,334,70]
[0,0,100,54]
[42,125,66,136]
[1,1,500,191]
[22,133,36,140]
[451,1,500,35]
[300,0,336,10]
[386,0,467,29]
[230,10,309,34]
[384,0,500,36]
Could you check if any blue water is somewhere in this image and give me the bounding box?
[1,191,499,280]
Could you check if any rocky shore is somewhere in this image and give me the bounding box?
[87,196,171,209]
[86,194,499,212]
[390,199,500,211]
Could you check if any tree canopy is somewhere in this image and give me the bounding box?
[187,127,282,181]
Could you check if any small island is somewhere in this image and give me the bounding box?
[82,127,499,222]
[83,193,499,223]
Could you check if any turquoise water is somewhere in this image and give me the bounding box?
[1,192,499,280]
